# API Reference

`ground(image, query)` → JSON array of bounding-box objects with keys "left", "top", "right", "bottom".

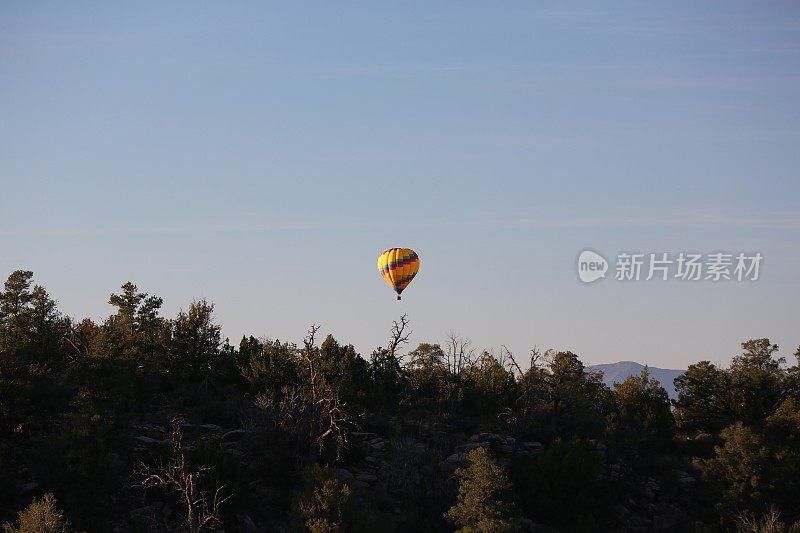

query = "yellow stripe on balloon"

[{"left": 377, "top": 247, "right": 420, "bottom": 299}]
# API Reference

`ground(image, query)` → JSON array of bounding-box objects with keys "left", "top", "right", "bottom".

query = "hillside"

[
  {"left": 588, "top": 361, "right": 684, "bottom": 400},
  {"left": 2, "top": 271, "right": 797, "bottom": 531}
]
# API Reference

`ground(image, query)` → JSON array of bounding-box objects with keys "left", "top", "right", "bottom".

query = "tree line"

[{"left": 1, "top": 270, "right": 799, "bottom": 532}]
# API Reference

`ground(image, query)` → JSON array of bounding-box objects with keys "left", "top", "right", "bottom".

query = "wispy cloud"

[
  {"left": 0, "top": 222, "right": 363, "bottom": 238},
  {"left": 528, "top": 8, "right": 599, "bottom": 23},
  {"left": 307, "top": 62, "right": 484, "bottom": 76},
  {"left": 2, "top": 210, "right": 798, "bottom": 238},
  {"left": 448, "top": 210, "right": 800, "bottom": 231},
  {"left": 624, "top": 73, "right": 800, "bottom": 91}
]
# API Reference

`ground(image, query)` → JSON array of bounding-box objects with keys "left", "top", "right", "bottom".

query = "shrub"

[
  {"left": 293, "top": 465, "right": 351, "bottom": 532},
  {"left": 3, "top": 493, "right": 72, "bottom": 533}
]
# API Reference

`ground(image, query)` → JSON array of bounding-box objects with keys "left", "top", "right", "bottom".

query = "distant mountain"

[{"left": 587, "top": 361, "right": 685, "bottom": 401}]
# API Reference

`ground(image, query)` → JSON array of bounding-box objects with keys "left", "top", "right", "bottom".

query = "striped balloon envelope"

[{"left": 377, "top": 248, "right": 420, "bottom": 300}]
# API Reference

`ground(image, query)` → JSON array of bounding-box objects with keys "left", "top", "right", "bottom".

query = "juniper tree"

[{"left": 446, "top": 447, "right": 517, "bottom": 533}]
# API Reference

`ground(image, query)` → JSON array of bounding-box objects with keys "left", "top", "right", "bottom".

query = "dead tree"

[
  {"left": 388, "top": 314, "right": 411, "bottom": 361},
  {"left": 445, "top": 331, "right": 475, "bottom": 375},
  {"left": 315, "top": 393, "right": 351, "bottom": 455},
  {"left": 500, "top": 345, "right": 524, "bottom": 377},
  {"left": 301, "top": 324, "right": 321, "bottom": 402},
  {"left": 275, "top": 325, "right": 354, "bottom": 458},
  {"left": 529, "top": 346, "right": 543, "bottom": 370},
  {"left": 139, "top": 420, "right": 230, "bottom": 532},
  {"left": 254, "top": 387, "right": 352, "bottom": 461}
]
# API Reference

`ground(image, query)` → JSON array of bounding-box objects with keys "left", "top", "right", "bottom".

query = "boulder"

[
  {"left": 135, "top": 435, "right": 171, "bottom": 446},
  {"left": 350, "top": 431, "right": 378, "bottom": 439},
  {"left": 220, "top": 429, "right": 254, "bottom": 442},
  {"left": 522, "top": 441, "right": 543, "bottom": 451},
  {"left": 18, "top": 482, "right": 38, "bottom": 495},
  {"left": 455, "top": 441, "right": 489, "bottom": 453},
  {"left": 677, "top": 471, "right": 696, "bottom": 488},
  {"left": 438, "top": 460, "right": 459, "bottom": 474},
  {"left": 497, "top": 444, "right": 514, "bottom": 454},
  {"left": 446, "top": 452, "right": 468, "bottom": 464}
]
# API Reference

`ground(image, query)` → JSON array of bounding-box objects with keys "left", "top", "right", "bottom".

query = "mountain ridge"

[{"left": 588, "top": 361, "right": 684, "bottom": 400}]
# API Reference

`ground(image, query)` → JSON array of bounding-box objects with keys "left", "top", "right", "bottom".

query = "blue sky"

[{"left": 1, "top": 2, "right": 799, "bottom": 368}]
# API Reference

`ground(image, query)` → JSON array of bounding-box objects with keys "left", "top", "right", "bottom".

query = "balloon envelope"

[{"left": 377, "top": 248, "right": 420, "bottom": 300}]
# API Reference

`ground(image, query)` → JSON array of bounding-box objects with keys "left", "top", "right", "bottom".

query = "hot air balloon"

[{"left": 377, "top": 248, "right": 420, "bottom": 300}]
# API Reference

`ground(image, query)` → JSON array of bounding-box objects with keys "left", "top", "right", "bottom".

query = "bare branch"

[
  {"left": 302, "top": 324, "right": 321, "bottom": 402},
  {"left": 315, "top": 392, "right": 351, "bottom": 457},
  {"left": 445, "top": 331, "right": 475, "bottom": 374},
  {"left": 529, "top": 346, "right": 542, "bottom": 370},
  {"left": 501, "top": 345, "right": 523, "bottom": 377},
  {"left": 388, "top": 314, "right": 411, "bottom": 361},
  {"left": 303, "top": 324, "right": 320, "bottom": 354},
  {"left": 138, "top": 418, "right": 230, "bottom": 532}
]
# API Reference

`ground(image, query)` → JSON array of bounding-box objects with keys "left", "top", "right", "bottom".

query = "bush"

[
  {"left": 292, "top": 465, "right": 351, "bottom": 532},
  {"left": 3, "top": 493, "right": 72, "bottom": 533}
]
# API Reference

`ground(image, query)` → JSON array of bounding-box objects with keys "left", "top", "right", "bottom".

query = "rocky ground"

[{"left": 49, "top": 414, "right": 701, "bottom": 532}]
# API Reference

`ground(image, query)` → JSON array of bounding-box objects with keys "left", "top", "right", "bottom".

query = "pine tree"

[
  {"left": 171, "top": 299, "right": 222, "bottom": 379},
  {"left": 730, "top": 339, "right": 786, "bottom": 427},
  {"left": 100, "top": 282, "right": 168, "bottom": 359},
  {"left": 674, "top": 360, "right": 731, "bottom": 434},
  {"left": 446, "top": 447, "right": 517, "bottom": 533},
  {"left": 607, "top": 368, "right": 674, "bottom": 467}
]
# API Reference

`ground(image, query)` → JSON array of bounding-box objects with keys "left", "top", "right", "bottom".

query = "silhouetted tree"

[
  {"left": 238, "top": 336, "right": 301, "bottom": 393},
  {"left": 463, "top": 351, "right": 517, "bottom": 422},
  {"left": 0, "top": 270, "right": 36, "bottom": 356},
  {"left": 97, "top": 282, "right": 169, "bottom": 360},
  {"left": 730, "top": 339, "right": 785, "bottom": 428},
  {"left": 318, "top": 335, "right": 369, "bottom": 409},
  {"left": 607, "top": 368, "right": 674, "bottom": 470},
  {"left": 0, "top": 271, "right": 67, "bottom": 363},
  {"left": 674, "top": 360, "right": 732, "bottom": 434},
  {"left": 171, "top": 299, "right": 221, "bottom": 380}
]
